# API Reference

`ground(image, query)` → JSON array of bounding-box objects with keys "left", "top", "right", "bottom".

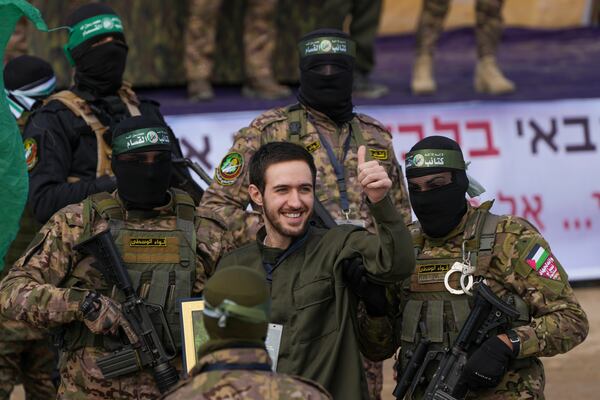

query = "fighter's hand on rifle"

[
  {"left": 357, "top": 145, "right": 392, "bottom": 204},
  {"left": 79, "top": 292, "right": 139, "bottom": 344},
  {"left": 460, "top": 335, "right": 515, "bottom": 389}
]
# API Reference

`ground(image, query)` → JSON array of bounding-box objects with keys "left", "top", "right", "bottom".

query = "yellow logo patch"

[
  {"left": 306, "top": 141, "right": 321, "bottom": 153},
  {"left": 129, "top": 238, "right": 167, "bottom": 247},
  {"left": 417, "top": 263, "right": 450, "bottom": 284},
  {"left": 369, "top": 148, "right": 388, "bottom": 160},
  {"left": 24, "top": 138, "right": 38, "bottom": 171}
]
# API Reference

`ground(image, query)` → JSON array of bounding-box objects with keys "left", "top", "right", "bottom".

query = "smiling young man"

[{"left": 216, "top": 141, "right": 415, "bottom": 400}]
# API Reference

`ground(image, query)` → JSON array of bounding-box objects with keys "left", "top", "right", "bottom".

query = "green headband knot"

[
  {"left": 298, "top": 36, "right": 356, "bottom": 58},
  {"left": 112, "top": 127, "right": 170, "bottom": 155},
  {"left": 63, "top": 14, "right": 124, "bottom": 65},
  {"left": 203, "top": 299, "right": 269, "bottom": 328},
  {"left": 405, "top": 149, "right": 465, "bottom": 171}
]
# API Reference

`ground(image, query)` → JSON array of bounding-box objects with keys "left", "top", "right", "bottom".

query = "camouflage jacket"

[
  {"left": 0, "top": 190, "right": 227, "bottom": 397},
  {"left": 360, "top": 202, "right": 589, "bottom": 399},
  {"left": 198, "top": 103, "right": 412, "bottom": 246},
  {"left": 163, "top": 345, "right": 332, "bottom": 399}
]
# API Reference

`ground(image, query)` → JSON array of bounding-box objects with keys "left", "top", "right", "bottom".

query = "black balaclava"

[
  {"left": 65, "top": 4, "right": 128, "bottom": 97},
  {"left": 405, "top": 136, "right": 469, "bottom": 238},
  {"left": 111, "top": 116, "right": 172, "bottom": 210},
  {"left": 297, "top": 29, "right": 355, "bottom": 124}
]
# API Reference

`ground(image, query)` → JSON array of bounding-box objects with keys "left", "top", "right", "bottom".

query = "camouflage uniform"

[
  {"left": 0, "top": 190, "right": 228, "bottom": 399},
  {"left": 0, "top": 114, "right": 55, "bottom": 400},
  {"left": 416, "top": 0, "right": 504, "bottom": 57},
  {"left": 185, "top": 0, "right": 279, "bottom": 84},
  {"left": 163, "top": 347, "right": 332, "bottom": 400},
  {"left": 361, "top": 201, "right": 589, "bottom": 399},
  {"left": 199, "top": 103, "right": 412, "bottom": 246}
]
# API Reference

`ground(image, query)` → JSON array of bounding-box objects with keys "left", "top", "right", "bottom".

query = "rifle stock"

[
  {"left": 74, "top": 229, "right": 180, "bottom": 393},
  {"left": 171, "top": 157, "right": 209, "bottom": 205}
]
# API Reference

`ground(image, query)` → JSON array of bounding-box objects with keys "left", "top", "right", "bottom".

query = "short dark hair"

[{"left": 249, "top": 142, "right": 317, "bottom": 193}]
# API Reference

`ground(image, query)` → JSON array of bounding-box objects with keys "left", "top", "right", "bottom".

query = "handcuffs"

[{"left": 443, "top": 240, "right": 483, "bottom": 296}]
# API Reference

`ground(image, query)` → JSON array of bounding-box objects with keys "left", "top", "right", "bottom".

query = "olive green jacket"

[{"left": 217, "top": 196, "right": 415, "bottom": 400}]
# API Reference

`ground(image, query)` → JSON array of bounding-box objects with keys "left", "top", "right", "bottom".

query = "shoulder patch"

[
  {"left": 23, "top": 137, "right": 38, "bottom": 171},
  {"left": 215, "top": 152, "right": 244, "bottom": 186},
  {"left": 526, "top": 244, "right": 561, "bottom": 280}
]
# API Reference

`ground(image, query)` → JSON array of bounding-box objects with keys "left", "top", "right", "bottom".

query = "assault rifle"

[
  {"left": 393, "top": 281, "right": 519, "bottom": 400},
  {"left": 172, "top": 157, "right": 213, "bottom": 205},
  {"left": 74, "top": 230, "right": 179, "bottom": 394}
]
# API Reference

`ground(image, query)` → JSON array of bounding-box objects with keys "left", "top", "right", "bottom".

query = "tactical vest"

[
  {"left": 45, "top": 83, "right": 141, "bottom": 179},
  {"left": 61, "top": 189, "right": 196, "bottom": 352},
  {"left": 285, "top": 103, "right": 370, "bottom": 158},
  {"left": 398, "top": 204, "right": 530, "bottom": 373}
]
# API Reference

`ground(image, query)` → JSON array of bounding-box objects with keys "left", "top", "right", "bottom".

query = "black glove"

[
  {"left": 341, "top": 257, "right": 387, "bottom": 316},
  {"left": 92, "top": 175, "right": 117, "bottom": 193},
  {"left": 460, "top": 336, "right": 514, "bottom": 390}
]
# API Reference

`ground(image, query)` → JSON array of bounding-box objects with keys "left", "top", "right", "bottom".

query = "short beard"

[{"left": 262, "top": 197, "right": 309, "bottom": 241}]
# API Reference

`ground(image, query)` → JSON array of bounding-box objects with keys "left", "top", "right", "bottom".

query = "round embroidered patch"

[
  {"left": 24, "top": 138, "right": 38, "bottom": 171},
  {"left": 216, "top": 152, "right": 244, "bottom": 185}
]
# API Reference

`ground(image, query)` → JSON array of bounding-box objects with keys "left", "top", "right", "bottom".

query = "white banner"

[{"left": 166, "top": 98, "right": 600, "bottom": 280}]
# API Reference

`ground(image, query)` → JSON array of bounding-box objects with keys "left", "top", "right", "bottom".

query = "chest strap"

[
  {"left": 45, "top": 84, "right": 141, "bottom": 178},
  {"left": 287, "top": 103, "right": 306, "bottom": 144}
]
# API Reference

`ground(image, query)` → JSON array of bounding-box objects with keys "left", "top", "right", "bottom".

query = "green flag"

[{"left": 0, "top": 0, "right": 48, "bottom": 269}]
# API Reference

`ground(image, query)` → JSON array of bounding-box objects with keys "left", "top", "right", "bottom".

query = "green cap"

[
  {"left": 405, "top": 149, "right": 466, "bottom": 171},
  {"left": 63, "top": 14, "right": 124, "bottom": 65},
  {"left": 298, "top": 36, "right": 356, "bottom": 58},
  {"left": 111, "top": 127, "right": 170, "bottom": 155},
  {"left": 203, "top": 267, "right": 270, "bottom": 341}
]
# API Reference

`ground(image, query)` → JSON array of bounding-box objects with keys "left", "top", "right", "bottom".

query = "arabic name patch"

[
  {"left": 369, "top": 148, "right": 388, "bottom": 160},
  {"left": 24, "top": 138, "right": 38, "bottom": 171},
  {"left": 526, "top": 244, "right": 560, "bottom": 280},
  {"left": 417, "top": 263, "right": 450, "bottom": 284},
  {"left": 216, "top": 152, "right": 244, "bottom": 186},
  {"left": 129, "top": 238, "right": 167, "bottom": 247},
  {"left": 306, "top": 141, "right": 321, "bottom": 153}
]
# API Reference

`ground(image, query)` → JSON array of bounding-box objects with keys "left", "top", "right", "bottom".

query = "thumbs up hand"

[{"left": 357, "top": 145, "right": 392, "bottom": 204}]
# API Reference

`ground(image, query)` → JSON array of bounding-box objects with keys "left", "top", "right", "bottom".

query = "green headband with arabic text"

[
  {"left": 63, "top": 14, "right": 124, "bottom": 65},
  {"left": 112, "top": 127, "right": 170, "bottom": 155},
  {"left": 405, "top": 149, "right": 466, "bottom": 171},
  {"left": 298, "top": 36, "right": 356, "bottom": 58}
]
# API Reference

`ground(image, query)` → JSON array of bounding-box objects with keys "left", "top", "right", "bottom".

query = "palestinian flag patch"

[
  {"left": 24, "top": 138, "right": 38, "bottom": 171},
  {"left": 526, "top": 244, "right": 560, "bottom": 280}
]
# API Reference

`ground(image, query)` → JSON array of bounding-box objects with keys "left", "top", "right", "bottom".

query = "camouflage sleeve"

[
  {"left": 197, "top": 126, "right": 262, "bottom": 247},
  {"left": 493, "top": 217, "right": 589, "bottom": 358},
  {"left": 193, "top": 211, "right": 236, "bottom": 295},
  {"left": 0, "top": 209, "right": 88, "bottom": 328}
]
